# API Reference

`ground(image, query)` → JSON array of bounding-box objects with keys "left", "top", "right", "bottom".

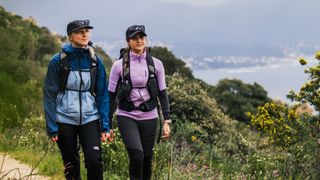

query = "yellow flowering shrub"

[
  {"left": 288, "top": 52, "right": 320, "bottom": 111},
  {"left": 247, "top": 51, "right": 320, "bottom": 178},
  {"left": 247, "top": 102, "right": 300, "bottom": 147}
]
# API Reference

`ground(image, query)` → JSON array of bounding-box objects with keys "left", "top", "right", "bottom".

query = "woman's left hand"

[
  {"left": 162, "top": 121, "right": 171, "bottom": 140},
  {"left": 101, "top": 132, "right": 109, "bottom": 142}
]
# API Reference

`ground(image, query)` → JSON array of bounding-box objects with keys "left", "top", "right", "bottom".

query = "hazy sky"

[
  {"left": 1, "top": 0, "right": 319, "bottom": 47},
  {"left": 1, "top": 0, "right": 319, "bottom": 101}
]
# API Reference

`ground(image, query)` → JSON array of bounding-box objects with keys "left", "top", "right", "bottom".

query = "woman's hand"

[
  {"left": 101, "top": 129, "right": 115, "bottom": 143},
  {"left": 51, "top": 136, "right": 58, "bottom": 142},
  {"left": 101, "top": 132, "right": 108, "bottom": 142},
  {"left": 108, "top": 129, "right": 115, "bottom": 143},
  {"left": 162, "top": 120, "right": 171, "bottom": 140}
]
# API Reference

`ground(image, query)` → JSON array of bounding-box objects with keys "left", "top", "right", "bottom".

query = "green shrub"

[
  {"left": 247, "top": 51, "right": 320, "bottom": 178},
  {"left": 167, "top": 74, "right": 231, "bottom": 141}
]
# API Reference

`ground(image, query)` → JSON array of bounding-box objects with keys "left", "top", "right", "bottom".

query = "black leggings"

[
  {"left": 57, "top": 120, "right": 103, "bottom": 180},
  {"left": 117, "top": 116, "right": 158, "bottom": 180}
]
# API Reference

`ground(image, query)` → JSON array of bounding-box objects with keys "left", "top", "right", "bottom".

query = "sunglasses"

[
  {"left": 128, "top": 25, "right": 145, "bottom": 32},
  {"left": 74, "top": 19, "right": 90, "bottom": 26}
]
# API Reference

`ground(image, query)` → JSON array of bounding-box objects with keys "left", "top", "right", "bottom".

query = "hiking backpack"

[
  {"left": 116, "top": 47, "right": 159, "bottom": 112},
  {"left": 58, "top": 45, "right": 98, "bottom": 96}
]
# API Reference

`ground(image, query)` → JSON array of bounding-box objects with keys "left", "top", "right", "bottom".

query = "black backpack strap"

[
  {"left": 115, "top": 48, "right": 132, "bottom": 101},
  {"left": 59, "top": 46, "right": 98, "bottom": 95},
  {"left": 122, "top": 48, "right": 131, "bottom": 85},
  {"left": 87, "top": 46, "right": 98, "bottom": 96},
  {"left": 146, "top": 48, "right": 159, "bottom": 99},
  {"left": 147, "top": 54, "right": 155, "bottom": 77},
  {"left": 59, "top": 52, "right": 70, "bottom": 92},
  {"left": 119, "top": 48, "right": 126, "bottom": 59},
  {"left": 117, "top": 47, "right": 159, "bottom": 112}
]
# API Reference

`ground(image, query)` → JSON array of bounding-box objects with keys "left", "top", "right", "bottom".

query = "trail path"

[{"left": 0, "top": 153, "right": 51, "bottom": 180}]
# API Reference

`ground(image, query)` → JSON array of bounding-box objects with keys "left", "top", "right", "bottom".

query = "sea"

[{"left": 193, "top": 60, "right": 314, "bottom": 103}]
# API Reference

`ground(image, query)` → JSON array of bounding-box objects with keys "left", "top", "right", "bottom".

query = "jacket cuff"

[
  {"left": 163, "top": 112, "right": 170, "bottom": 121},
  {"left": 101, "top": 126, "right": 110, "bottom": 133},
  {"left": 49, "top": 132, "right": 58, "bottom": 138}
]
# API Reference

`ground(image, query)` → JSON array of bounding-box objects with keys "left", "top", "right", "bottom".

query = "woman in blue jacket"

[{"left": 43, "top": 19, "right": 112, "bottom": 180}]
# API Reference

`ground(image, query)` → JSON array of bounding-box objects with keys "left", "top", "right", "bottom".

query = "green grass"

[
  {"left": 0, "top": 135, "right": 88, "bottom": 179},
  {"left": 1, "top": 115, "right": 318, "bottom": 179}
]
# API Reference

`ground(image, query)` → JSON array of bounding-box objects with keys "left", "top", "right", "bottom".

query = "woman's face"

[
  {"left": 69, "top": 28, "right": 90, "bottom": 48},
  {"left": 128, "top": 33, "right": 146, "bottom": 54}
]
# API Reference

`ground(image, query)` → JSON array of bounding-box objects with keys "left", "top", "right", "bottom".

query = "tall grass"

[{"left": 1, "top": 115, "right": 318, "bottom": 179}]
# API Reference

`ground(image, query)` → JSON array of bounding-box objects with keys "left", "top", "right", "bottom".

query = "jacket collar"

[
  {"left": 130, "top": 50, "right": 146, "bottom": 61},
  {"left": 62, "top": 43, "right": 88, "bottom": 54}
]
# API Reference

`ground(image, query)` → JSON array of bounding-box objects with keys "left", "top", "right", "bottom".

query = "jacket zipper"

[{"left": 77, "top": 54, "right": 83, "bottom": 125}]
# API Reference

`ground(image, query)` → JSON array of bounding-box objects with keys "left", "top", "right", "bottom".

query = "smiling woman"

[
  {"left": 108, "top": 25, "right": 172, "bottom": 180},
  {"left": 43, "top": 19, "right": 112, "bottom": 180}
]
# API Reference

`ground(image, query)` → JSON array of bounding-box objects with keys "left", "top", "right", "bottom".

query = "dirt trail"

[{"left": 0, "top": 153, "right": 51, "bottom": 180}]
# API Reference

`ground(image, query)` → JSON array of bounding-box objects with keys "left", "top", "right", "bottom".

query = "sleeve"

[
  {"left": 158, "top": 89, "right": 170, "bottom": 120},
  {"left": 155, "top": 59, "right": 171, "bottom": 120},
  {"left": 108, "top": 60, "right": 122, "bottom": 126},
  {"left": 43, "top": 56, "right": 60, "bottom": 137},
  {"left": 108, "top": 91, "right": 116, "bottom": 129},
  {"left": 95, "top": 57, "right": 110, "bottom": 132},
  {"left": 108, "top": 60, "right": 122, "bottom": 93}
]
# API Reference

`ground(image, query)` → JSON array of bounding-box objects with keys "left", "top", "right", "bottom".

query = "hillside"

[
  {"left": 1, "top": 5, "right": 319, "bottom": 179},
  {"left": 0, "top": 5, "right": 113, "bottom": 131}
]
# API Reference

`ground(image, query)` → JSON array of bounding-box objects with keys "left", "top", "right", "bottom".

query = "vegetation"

[
  {"left": 248, "top": 53, "right": 320, "bottom": 179},
  {"left": 1, "top": 5, "right": 319, "bottom": 180},
  {"left": 210, "top": 79, "right": 271, "bottom": 123}
]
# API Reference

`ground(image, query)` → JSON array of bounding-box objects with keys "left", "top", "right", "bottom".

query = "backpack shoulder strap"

[
  {"left": 146, "top": 52, "right": 155, "bottom": 77},
  {"left": 122, "top": 47, "right": 131, "bottom": 86},
  {"left": 59, "top": 51, "right": 70, "bottom": 92},
  {"left": 59, "top": 47, "right": 98, "bottom": 95},
  {"left": 87, "top": 46, "right": 98, "bottom": 96},
  {"left": 146, "top": 47, "right": 159, "bottom": 99},
  {"left": 88, "top": 46, "right": 97, "bottom": 61}
]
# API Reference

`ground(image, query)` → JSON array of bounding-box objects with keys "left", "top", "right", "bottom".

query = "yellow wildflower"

[
  {"left": 299, "top": 58, "right": 307, "bottom": 65},
  {"left": 191, "top": 136, "right": 197, "bottom": 142},
  {"left": 315, "top": 51, "right": 320, "bottom": 60}
]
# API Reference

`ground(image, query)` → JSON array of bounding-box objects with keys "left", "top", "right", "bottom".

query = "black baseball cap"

[
  {"left": 67, "top": 19, "right": 93, "bottom": 35},
  {"left": 126, "top": 25, "right": 147, "bottom": 39}
]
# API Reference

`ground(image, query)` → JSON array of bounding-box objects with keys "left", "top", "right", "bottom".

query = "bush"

[
  {"left": 247, "top": 51, "right": 320, "bottom": 178},
  {"left": 167, "top": 74, "right": 231, "bottom": 141}
]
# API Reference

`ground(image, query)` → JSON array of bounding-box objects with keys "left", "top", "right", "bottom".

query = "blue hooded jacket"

[{"left": 44, "top": 43, "right": 110, "bottom": 136}]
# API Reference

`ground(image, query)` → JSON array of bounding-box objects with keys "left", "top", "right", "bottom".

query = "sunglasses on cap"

[
  {"left": 126, "top": 25, "right": 147, "bottom": 39},
  {"left": 128, "top": 25, "right": 145, "bottom": 32}
]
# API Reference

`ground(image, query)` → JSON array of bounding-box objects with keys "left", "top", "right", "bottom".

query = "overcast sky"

[
  {"left": 1, "top": 0, "right": 319, "bottom": 101},
  {"left": 1, "top": 0, "right": 319, "bottom": 47}
]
